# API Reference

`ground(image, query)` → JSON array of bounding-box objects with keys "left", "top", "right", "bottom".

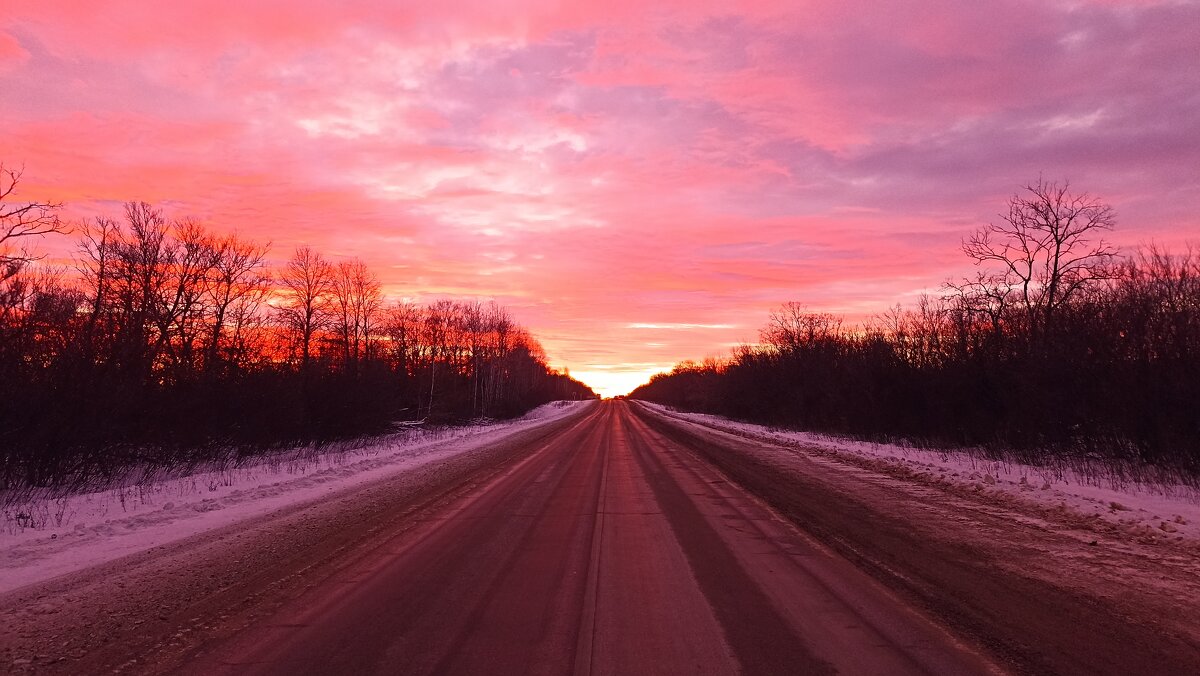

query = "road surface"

[
  {"left": 4, "top": 400, "right": 1198, "bottom": 674},
  {"left": 182, "top": 400, "right": 995, "bottom": 675}
]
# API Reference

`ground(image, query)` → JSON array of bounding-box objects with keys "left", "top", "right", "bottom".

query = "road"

[
  {"left": 4, "top": 400, "right": 1198, "bottom": 674},
  {"left": 178, "top": 400, "right": 996, "bottom": 675}
]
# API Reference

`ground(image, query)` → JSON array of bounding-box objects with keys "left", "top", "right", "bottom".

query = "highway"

[
  {"left": 183, "top": 401, "right": 995, "bottom": 675},
  {"left": 5, "top": 400, "right": 1199, "bottom": 674}
]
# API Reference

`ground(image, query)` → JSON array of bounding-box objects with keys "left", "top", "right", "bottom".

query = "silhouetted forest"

[
  {"left": 633, "top": 180, "right": 1200, "bottom": 475},
  {"left": 0, "top": 167, "right": 594, "bottom": 488}
]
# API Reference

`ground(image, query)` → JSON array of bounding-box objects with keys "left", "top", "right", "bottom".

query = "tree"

[
  {"left": 384, "top": 301, "right": 422, "bottom": 378},
  {"left": 762, "top": 302, "right": 842, "bottom": 353},
  {"left": 331, "top": 259, "right": 382, "bottom": 374},
  {"left": 421, "top": 299, "right": 459, "bottom": 418},
  {"left": 107, "top": 202, "right": 174, "bottom": 381},
  {"left": 278, "top": 246, "right": 334, "bottom": 369},
  {"left": 962, "top": 178, "right": 1116, "bottom": 341},
  {"left": 1, "top": 164, "right": 67, "bottom": 283},
  {"left": 942, "top": 270, "right": 1014, "bottom": 352},
  {"left": 205, "top": 233, "right": 270, "bottom": 375},
  {"left": 152, "top": 218, "right": 220, "bottom": 381},
  {"left": 0, "top": 189, "right": 597, "bottom": 486},
  {"left": 76, "top": 216, "right": 121, "bottom": 361}
]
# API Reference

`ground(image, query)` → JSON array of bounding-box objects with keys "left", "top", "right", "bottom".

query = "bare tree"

[
  {"left": 104, "top": 202, "right": 173, "bottom": 380},
  {"left": 942, "top": 270, "right": 1014, "bottom": 350},
  {"left": 482, "top": 303, "right": 515, "bottom": 415},
  {"left": 963, "top": 178, "right": 1116, "bottom": 340},
  {"left": 76, "top": 217, "right": 121, "bottom": 358},
  {"left": 762, "top": 302, "right": 842, "bottom": 352},
  {"left": 0, "top": 265, "right": 81, "bottom": 375},
  {"left": 154, "top": 219, "right": 220, "bottom": 381},
  {"left": 384, "top": 301, "right": 423, "bottom": 378},
  {"left": 421, "top": 300, "right": 456, "bottom": 418},
  {"left": 1, "top": 165, "right": 67, "bottom": 283},
  {"left": 205, "top": 233, "right": 270, "bottom": 374},
  {"left": 463, "top": 301, "right": 485, "bottom": 415},
  {"left": 277, "top": 246, "right": 334, "bottom": 368},
  {"left": 331, "top": 259, "right": 382, "bottom": 373}
]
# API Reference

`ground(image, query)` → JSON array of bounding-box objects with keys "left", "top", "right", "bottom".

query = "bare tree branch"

[
  {"left": 959, "top": 177, "right": 1116, "bottom": 340},
  {"left": 0, "top": 164, "right": 68, "bottom": 282}
]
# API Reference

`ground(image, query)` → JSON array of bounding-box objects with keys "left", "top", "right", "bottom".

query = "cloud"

[
  {"left": 627, "top": 323, "right": 737, "bottom": 330},
  {"left": 0, "top": 31, "right": 30, "bottom": 72},
  {"left": 3, "top": 0, "right": 1198, "bottom": 394}
]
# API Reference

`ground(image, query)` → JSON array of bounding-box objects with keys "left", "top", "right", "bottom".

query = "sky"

[{"left": 3, "top": 1, "right": 1199, "bottom": 396}]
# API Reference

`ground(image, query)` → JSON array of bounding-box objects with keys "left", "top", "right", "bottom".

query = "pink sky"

[{"left": 3, "top": 1, "right": 1199, "bottom": 395}]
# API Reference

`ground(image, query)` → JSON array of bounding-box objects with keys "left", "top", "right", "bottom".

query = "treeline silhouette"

[
  {"left": 1, "top": 172, "right": 593, "bottom": 488},
  {"left": 633, "top": 180, "right": 1200, "bottom": 476}
]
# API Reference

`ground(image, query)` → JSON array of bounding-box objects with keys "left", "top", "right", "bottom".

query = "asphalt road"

[
  {"left": 181, "top": 400, "right": 998, "bottom": 675},
  {"left": 7, "top": 399, "right": 1197, "bottom": 674}
]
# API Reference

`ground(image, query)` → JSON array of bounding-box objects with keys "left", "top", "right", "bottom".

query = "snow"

[
  {"left": 0, "top": 400, "right": 592, "bottom": 594},
  {"left": 639, "top": 402, "right": 1200, "bottom": 544}
]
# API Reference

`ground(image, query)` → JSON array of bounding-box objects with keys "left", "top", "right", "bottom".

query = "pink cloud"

[
  {"left": 0, "top": 31, "right": 30, "bottom": 72},
  {"left": 3, "top": 0, "right": 1198, "bottom": 396}
]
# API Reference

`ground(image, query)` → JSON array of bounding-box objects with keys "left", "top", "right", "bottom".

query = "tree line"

[
  {"left": 0, "top": 166, "right": 594, "bottom": 488},
  {"left": 632, "top": 179, "right": 1200, "bottom": 475}
]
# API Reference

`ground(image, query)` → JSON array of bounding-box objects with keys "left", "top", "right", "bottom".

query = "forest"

[
  {"left": 632, "top": 179, "right": 1200, "bottom": 476},
  {"left": 0, "top": 166, "right": 594, "bottom": 489}
]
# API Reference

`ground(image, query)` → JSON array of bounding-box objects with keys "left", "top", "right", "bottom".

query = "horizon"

[{"left": 4, "top": 1, "right": 1199, "bottom": 397}]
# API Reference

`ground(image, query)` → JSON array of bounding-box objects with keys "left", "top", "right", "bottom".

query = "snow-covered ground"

[
  {"left": 0, "top": 400, "right": 592, "bottom": 594},
  {"left": 640, "top": 402, "right": 1200, "bottom": 545}
]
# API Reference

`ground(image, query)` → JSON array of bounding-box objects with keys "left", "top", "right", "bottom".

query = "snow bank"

[
  {"left": 640, "top": 402, "right": 1200, "bottom": 544},
  {"left": 0, "top": 400, "right": 592, "bottom": 594}
]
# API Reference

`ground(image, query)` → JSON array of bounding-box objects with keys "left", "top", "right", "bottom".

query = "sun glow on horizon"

[{"left": 566, "top": 368, "right": 666, "bottom": 399}]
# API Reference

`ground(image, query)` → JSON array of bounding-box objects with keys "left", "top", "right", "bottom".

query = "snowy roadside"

[
  {"left": 638, "top": 402, "right": 1200, "bottom": 546},
  {"left": 0, "top": 400, "right": 593, "bottom": 594}
]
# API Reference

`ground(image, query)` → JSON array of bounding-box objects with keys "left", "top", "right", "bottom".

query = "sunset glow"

[{"left": 4, "top": 1, "right": 1198, "bottom": 396}]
